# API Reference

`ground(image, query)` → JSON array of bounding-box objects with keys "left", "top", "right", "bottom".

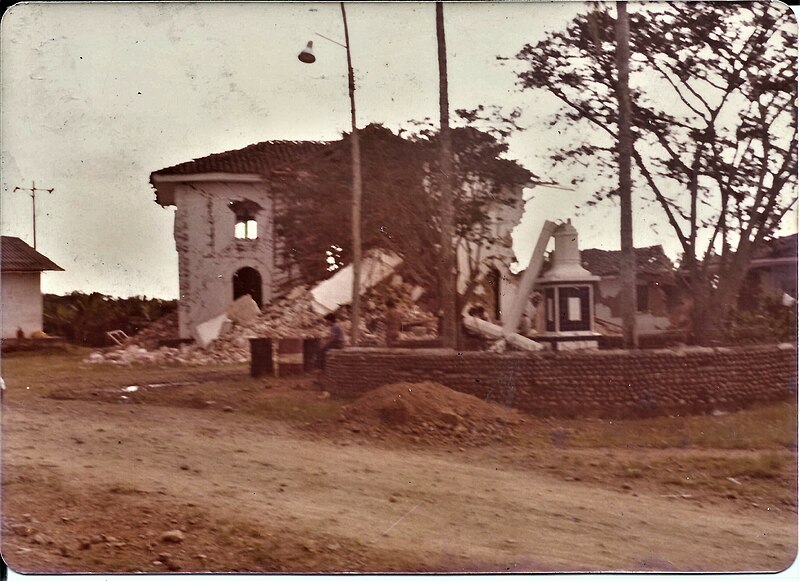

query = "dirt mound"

[{"left": 343, "top": 382, "right": 527, "bottom": 446}]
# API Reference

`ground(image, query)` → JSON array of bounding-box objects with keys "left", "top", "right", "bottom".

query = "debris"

[
  {"left": 193, "top": 313, "right": 233, "bottom": 350},
  {"left": 11, "top": 524, "right": 32, "bottom": 537},
  {"left": 160, "top": 530, "right": 185, "bottom": 543},
  {"left": 88, "top": 264, "right": 437, "bottom": 365},
  {"left": 225, "top": 294, "right": 261, "bottom": 325},
  {"left": 106, "top": 329, "right": 129, "bottom": 346},
  {"left": 463, "top": 315, "right": 544, "bottom": 352},
  {"left": 310, "top": 250, "right": 402, "bottom": 315},
  {"left": 31, "top": 533, "right": 49, "bottom": 545}
]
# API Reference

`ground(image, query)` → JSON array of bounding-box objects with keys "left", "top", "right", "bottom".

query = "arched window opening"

[
  {"left": 234, "top": 220, "right": 258, "bottom": 240},
  {"left": 233, "top": 266, "right": 263, "bottom": 308},
  {"left": 229, "top": 199, "right": 262, "bottom": 240}
]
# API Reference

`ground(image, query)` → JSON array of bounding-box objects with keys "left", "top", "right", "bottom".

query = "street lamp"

[{"left": 298, "top": 2, "right": 363, "bottom": 346}]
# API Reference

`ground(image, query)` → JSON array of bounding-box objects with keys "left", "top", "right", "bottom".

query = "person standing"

[
  {"left": 384, "top": 299, "right": 402, "bottom": 347},
  {"left": 318, "top": 313, "right": 344, "bottom": 370}
]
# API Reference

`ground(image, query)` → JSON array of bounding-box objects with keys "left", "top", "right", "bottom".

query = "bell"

[{"left": 298, "top": 41, "right": 316, "bottom": 64}]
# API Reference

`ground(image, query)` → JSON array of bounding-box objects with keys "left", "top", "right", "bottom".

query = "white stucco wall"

[
  {"left": 456, "top": 185, "right": 525, "bottom": 323},
  {"left": 594, "top": 278, "right": 672, "bottom": 334},
  {"left": 173, "top": 181, "right": 275, "bottom": 338},
  {"left": 1, "top": 272, "right": 43, "bottom": 338}
]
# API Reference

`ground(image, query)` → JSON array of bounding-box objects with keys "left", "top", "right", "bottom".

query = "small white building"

[{"left": 1, "top": 236, "right": 63, "bottom": 338}]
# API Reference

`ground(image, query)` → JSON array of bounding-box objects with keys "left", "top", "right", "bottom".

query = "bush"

[{"left": 725, "top": 295, "right": 797, "bottom": 345}]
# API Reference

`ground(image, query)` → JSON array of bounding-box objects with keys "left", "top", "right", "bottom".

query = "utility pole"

[
  {"left": 298, "top": 3, "right": 363, "bottom": 345},
  {"left": 436, "top": 2, "right": 458, "bottom": 349},
  {"left": 13, "top": 181, "right": 54, "bottom": 249},
  {"left": 614, "top": 2, "right": 638, "bottom": 349},
  {"left": 340, "top": 2, "right": 363, "bottom": 346}
]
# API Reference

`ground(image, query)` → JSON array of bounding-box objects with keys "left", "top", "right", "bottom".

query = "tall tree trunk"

[
  {"left": 691, "top": 240, "right": 757, "bottom": 344},
  {"left": 614, "top": 2, "right": 638, "bottom": 348},
  {"left": 436, "top": 2, "right": 458, "bottom": 349}
]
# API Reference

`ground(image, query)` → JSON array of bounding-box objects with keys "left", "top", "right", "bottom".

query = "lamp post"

[{"left": 298, "top": 2, "right": 363, "bottom": 346}]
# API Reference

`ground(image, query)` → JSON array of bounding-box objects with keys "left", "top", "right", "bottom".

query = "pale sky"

[{"left": 1, "top": 1, "right": 797, "bottom": 299}]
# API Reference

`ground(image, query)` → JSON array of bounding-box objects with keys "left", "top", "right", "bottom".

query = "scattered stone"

[
  {"left": 59, "top": 546, "right": 71, "bottom": 557},
  {"left": 223, "top": 406, "right": 235, "bottom": 413},
  {"left": 31, "top": 533, "right": 49, "bottom": 545},
  {"left": 160, "top": 530, "right": 185, "bottom": 543},
  {"left": 622, "top": 483, "right": 633, "bottom": 490},
  {"left": 167, "top": 561, "right": 183, "bottom": 572},
  {"left": 11, "top": 524, "right": 32, "bottom": 537},
  {"left": 180, "top": 464, "right": 191, "bottom": 471}
]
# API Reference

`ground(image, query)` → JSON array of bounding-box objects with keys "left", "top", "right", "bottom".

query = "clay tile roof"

[
  {"left": 1, "top": 236, "right": 63, "bottom": 272},
  {"left": 760, "top": 233, "right": 797, "bottom": 259},
  {"left": 580, "top": 245, "right": 674, "bottom": 277},
  {"left": 150, "top": 140, "right": 330, "bottom": 179}
]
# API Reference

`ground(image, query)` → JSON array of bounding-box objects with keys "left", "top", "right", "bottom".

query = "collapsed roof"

[
  {"left": 149, "top": 125, "right": 536, "bottom": 207},
  {"left": 579, "top": 245, "right": 675, "bottom": 278}
]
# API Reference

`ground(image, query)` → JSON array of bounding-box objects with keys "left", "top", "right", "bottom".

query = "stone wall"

[{"left": 323, "top": 345, "right": 797, "bottom": 418}]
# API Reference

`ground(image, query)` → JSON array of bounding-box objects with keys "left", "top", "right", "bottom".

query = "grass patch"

[
  {"left": 728, "top": 452, "right": 786, "bottom": 479},
  {"left": 563, "top": 402, "right": 797, "bottom": 450},
  {"left": 242, "top": 395, "right": 342, "bottom": 423}
]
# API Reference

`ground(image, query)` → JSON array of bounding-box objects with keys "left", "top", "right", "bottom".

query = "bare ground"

[{"left": 1, "top": 352, "right": 797, "bottom": 573}]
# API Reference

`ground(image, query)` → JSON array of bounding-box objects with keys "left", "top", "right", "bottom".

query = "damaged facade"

[
  {"left": 150, "top": 141, "right": 325, "bottom": 339},
  {"left": 580, "top": 245, "right": 679, "bottom": 334},
  {"left": 150, "top": 132, "right": 531, "bottom": 340}
]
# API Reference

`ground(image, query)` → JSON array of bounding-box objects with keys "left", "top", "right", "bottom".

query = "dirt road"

[{"left": 3, "top": 389, "right": 796, "bottom": 573}]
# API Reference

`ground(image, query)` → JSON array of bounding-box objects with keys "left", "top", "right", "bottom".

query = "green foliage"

[
  {"left": 43, "top": 292, "right": 177, "bottom": 346},
  {"left": 725, "top": 295, "right": 797, "bottom": 345},
  {"left": 273, "top": 123, "right": 532, "bottom": 311},
  {"left": 511, "top": 2, "right": 797, "bottom": 342}
]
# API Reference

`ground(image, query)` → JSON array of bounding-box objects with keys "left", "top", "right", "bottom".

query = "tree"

[
  {"left": 512, "top": 1, "right": 797, "bottom": 343},
  {"left": 273, "top": 124, "right": 533, "bottom": 317}
]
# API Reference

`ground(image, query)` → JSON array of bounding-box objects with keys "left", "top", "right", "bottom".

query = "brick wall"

[{"left": 323, "top": 345, "right": 798, "bottom": 418}]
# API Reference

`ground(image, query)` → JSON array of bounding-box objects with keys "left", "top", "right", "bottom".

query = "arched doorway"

[{"left": 233, "top": 267, "right": 262, "bottom": 308}]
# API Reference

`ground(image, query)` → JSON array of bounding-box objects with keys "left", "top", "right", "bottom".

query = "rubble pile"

[
  {"left": 124, "top": 312, "right": 179, "bottom": 349},
  {"left": 87, "top": 280, "right": 438, "bottom": 366},
  {"left": 342, "top": 381, "right": 527, "bottom": 447}
]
